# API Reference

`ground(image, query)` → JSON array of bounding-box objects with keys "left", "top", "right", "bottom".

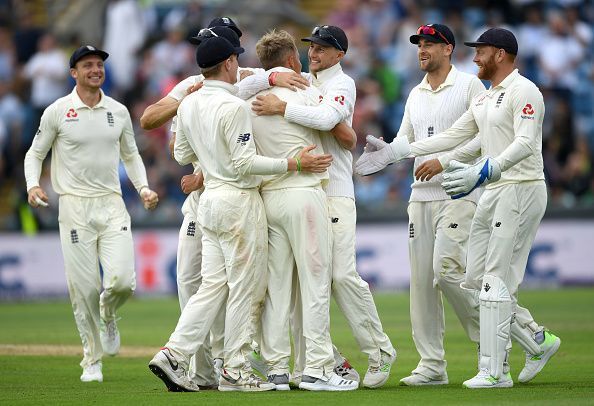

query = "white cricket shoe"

[
  {"left": 518, "top": 331, "right": 561, "bottom": 383},
  {"left": 80, "top": 361, "right": 103, "bottom": 382},
  {"left": 100, "top": 319, "right": 120, "bottom": 356},
  {"left": 334, "top": 357, "right": 360, "bottom": 382},
  {"left": 299, "top": 372, "right": 358, "bottom": 391},
  {"left": 218, "top": 371, "right": 276, "bottom": 392},
  {"left": 148, "top": 348, "right": 199, "bottom": 392},
  {"left": 363, "top": 349, "right": 397, "bottom": 388},
  {"left": 400, "top": 373, "right": 449, "bottom": 386},
  {"left": 267, "top": 373, "right": 290, "bottom": 391},
  {"left": 247, "top": 350, "right": 268, "bottom": 377},
  {"left": 463, "top": 369, "right": 513, "bottom": 388}
]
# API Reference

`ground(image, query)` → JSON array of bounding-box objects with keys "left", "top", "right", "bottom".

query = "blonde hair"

[{"left": 256, "top": 29, "right": 298, "bottom": 70}]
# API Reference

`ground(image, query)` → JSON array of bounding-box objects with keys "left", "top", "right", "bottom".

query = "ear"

[{"left": 70, "top": 68, "right": 77, "bottom": 80}]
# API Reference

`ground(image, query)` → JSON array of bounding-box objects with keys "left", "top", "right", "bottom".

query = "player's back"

[{"left": 248, "top": 74, "right": 328, "bottom": 191}]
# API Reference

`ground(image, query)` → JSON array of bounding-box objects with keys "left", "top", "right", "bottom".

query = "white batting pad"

[{"left": 478, "top": 275, "right": 513, "bottom": 379}]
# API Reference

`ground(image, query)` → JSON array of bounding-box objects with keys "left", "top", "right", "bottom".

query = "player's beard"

[
  {"left": 419, "top": 57, "right": 441, "bottom": 73},
  {"left": 477, "top": 54, "right": 497, "bottom": 80}
]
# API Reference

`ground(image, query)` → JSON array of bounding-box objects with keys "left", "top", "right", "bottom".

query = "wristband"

[
  {"left": 295, "top": 157, "right": 301, "bottom": 172},
  {"left": 268, "top": 72, "right": 277, "bottom": 86}
]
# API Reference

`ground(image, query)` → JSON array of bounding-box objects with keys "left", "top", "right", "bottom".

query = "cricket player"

[
  {"left": 248, "top": 29, "right": 358, "bottom": 391},
  {"left": 251, "top": 25, "right": 396, "bottom": 389},
  {"left": 148, "top": 27, "right": 333, "bottom": 392},
  {"left": 140, "top": 17, "right": 311, "bottom": 386},
  {"left": 355, "top": 28, "right": 561, "bottom": 388},
  {"left": 386, "top": 24, "right": 486, "bottom": 386},
  {"left": 24, "top": 45, "right": 159, "bottom": 383}
]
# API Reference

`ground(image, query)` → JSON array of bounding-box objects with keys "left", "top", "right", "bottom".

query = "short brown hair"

[{"left": 256, "top": 29, "right": 298, "bottom": 70}]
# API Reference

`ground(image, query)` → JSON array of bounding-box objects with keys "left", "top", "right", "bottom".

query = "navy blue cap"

[
  {"left": 302, "top": 25, "right": 348, "bottom": 53},
  {"left": 69, "top": 45, "right": 109, "bottom": 68},
  {"left": 195, "top": 27, "right": 244, "bottom": 68},
  {"left": 410, "top": 24, "right": 455, "bottom": 49},
  {"left": 208, "top": 17, "right": 242, "bottom": 37},
  {"left": 190, "top": 25, "right": 242, "bottom": 47},
  {"left": 464, "top": 28, "right": 518, "bottom": 55}
]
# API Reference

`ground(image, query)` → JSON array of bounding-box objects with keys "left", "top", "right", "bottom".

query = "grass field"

[{"left": 1, "top": 288, "right": 594, "bottom": 405}]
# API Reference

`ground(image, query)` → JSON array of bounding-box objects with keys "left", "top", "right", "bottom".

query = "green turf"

[{"left": 1, "top": 288, "right": 594, "bottom": 405}]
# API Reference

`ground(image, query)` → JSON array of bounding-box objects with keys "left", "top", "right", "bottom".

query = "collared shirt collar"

[
  {"left": 269, "top": 66, "right": 294, "bottom": 74},
  {"left": 203, "top": 79, "right": 239, "bottom": 95},
  {"left": 312, "top": 62, "right": 343, "bottom": 85},
  {"left": 71, "top": 87, "right": 106, "bottom": 109},
  {"left": 491, "top": 68, "right": 519, "bottom": 90},
  {"left": 418, "top": 65, "right": 458, "bottom": 92}
]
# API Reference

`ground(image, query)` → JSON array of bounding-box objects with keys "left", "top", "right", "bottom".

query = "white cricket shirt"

[
  {"left": 410, "top": 69, "right": 545, "bottom": 189},
  {"left": 398, "top": 65, "right": 485, "bottom": 202},
  {"left": 24, "top": 87, "right": 149, "bottom": 196},
  {"left": 174, "top": 80, "right": 289, "bottom": 190},
  {"left": 248, "top": 67, "right": 329, "bottom": 191}
]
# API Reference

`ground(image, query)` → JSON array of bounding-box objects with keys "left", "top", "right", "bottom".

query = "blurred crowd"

[{"left": 0, "top": 0, "right": 592, "bottom": 230}]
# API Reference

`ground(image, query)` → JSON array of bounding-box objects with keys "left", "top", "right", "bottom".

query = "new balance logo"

[
  {"left": 121, "top": 226, "right": 128, "bottom": 231},
  {"left": 428, "top": 126, "right": 434, "bottom": 137},
  {"left": 331, "top": 217, "right": 339, "bottom": 223},
  {"left": 70, "top": 229, "right": 79, "bottom": 244},
  {"left": 409, "top": 223, "right": 414, "bottom": 238},
  {"left": 187, "top": 221, "right": 196, "bottom": 237},
  {"left": 106, "top": 111, "right": 114, "bottom": 127},
  {"left": 495, "top": 222, "right": 502, "bottom": 227},
  {"left": 496, "top": 92, "right": 505, "bottom": 107},
  {"left": 484, "top": 283, "right": 491, "bottom": 292},
  {"left": 448, "top": 223, "right": 458, "bottom": 229},
  {"left": 237, "top": 133, "right": 251, "bottom": 145}
]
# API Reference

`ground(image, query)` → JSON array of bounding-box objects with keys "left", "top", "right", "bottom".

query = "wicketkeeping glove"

[
  {"left": 442, "top": 157, "right": 501, "bottom": 199},
  {"left": 355, "top": 135, "right": 411, "bottom": 176}
]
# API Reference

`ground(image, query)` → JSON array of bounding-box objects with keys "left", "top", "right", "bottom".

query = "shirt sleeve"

[
  {"left": 168, "top": 75, "right": 204, "bottom": 101},
  {"left": 438, "top": 135, "right": 482, "bottom": 168},
  {"left": 225, "top": 102, "right": 288, "bottom": 175},
  {"left": 284, "top": 78, "right": 356, "bottom": 131},
  {"left": 173, "top": 105, "right": 198, "bottom": 166},
  {"left": 119, "top": 110, "right": 149, "bottom": 193},
  {"left": 236, "top": 71, "right": 272, "bottom": 101},
  {"left": 410, "top": 107, "right": 479, "bottom": 156},
  {"left": 24, "top": 105, "right": 58, "bottom": 191},
  {"left": 493, "top": 84, "right": 544, "bottom": 172},
  {"left": 396, "top": 96, "right": 415, "bottom": 143}
]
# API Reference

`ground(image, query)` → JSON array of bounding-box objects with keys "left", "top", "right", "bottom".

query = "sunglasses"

[
  {"left": 312, "top": 25, "right": 344, "bottom": 52},
  {"left": 197, "top": 28, "right": 219, "bottom": 39},
  {"left": 417, "top": 25, "right": 451, "bottom": 45}
]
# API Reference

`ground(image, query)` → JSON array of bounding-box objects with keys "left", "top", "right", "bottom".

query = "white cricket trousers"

[
  {"left": 464, "top": 182, "right": 547, "bottom": 355},
  {"left": 166, "top": 186, "right": 267, "bottom": 379},
  {"left": 58, "top": 194, "right": 135, "bottom": 368},
  {"left": 175, "top": 190, "right": 224, "bottom": 386},
  {"left": 407, "top": 199, "right": 480, "bottom": 378},
  {"left": 293, "top": 196, "right": 395, "bottom": 375},
  {"left": 260, "top": 187, "right": 334, "bottom": 378}
]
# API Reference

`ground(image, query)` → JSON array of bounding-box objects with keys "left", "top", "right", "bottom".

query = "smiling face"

[
  {"left": 307, "top": 42, "right": 343, "bottom": 74},
  {"left": 417, "top": 38, "right": 452, "bottom": 73},
  {"left": 472, "top": 45, "right": 499, "bottom": 80},
  {"left": 70, "top": 55, "right": 105, "bottom": 90}
]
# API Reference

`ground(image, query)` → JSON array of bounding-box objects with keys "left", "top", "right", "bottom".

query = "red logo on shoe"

[
  {"left": 522, "top": 104, "right": 534, "bottom": 115},
  {"left": 66, "top": 108, "right": 78, "bottom": 118},
  {"left": 334, "top": 95, "right": 345, "bottom": 105},
  {"left": 319, "top": 95, "right": 324, "bottom": 103}
]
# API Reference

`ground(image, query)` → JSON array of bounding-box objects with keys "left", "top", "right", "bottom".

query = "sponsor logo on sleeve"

[
  {"left": 334, "top": 95, "right": 345, "bottom": 105},
  {"left": 521, "top": 103, "right": 535, "bottom": 120},
  {"left": 237, "top": 133, "right": 251, "bottom": 145}
]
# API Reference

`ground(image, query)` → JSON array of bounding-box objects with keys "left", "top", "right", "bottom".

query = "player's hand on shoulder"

[
  {"left": 252, "top": 93, "right": 284, "bottom": 116},
  {"left": 27, "top": 186, "right": 49, "bottom": 208},
  {"left": 180, "top": 172, "right": 204, "bottom": 194},
  {"left": 140, "top": 187, "right": 159, "bottom": 210},
  {"left": 297, "top": 144, "right": 333, "bottom": 173},
  {"left": 273, "top": 71, "right": 309, "bottom": 91},
  {"left": 186, "top": 81, "right": 203, "bottom": 96},
  {"left": 415, "top": 159, "right": 443, "bottom": 181}
]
